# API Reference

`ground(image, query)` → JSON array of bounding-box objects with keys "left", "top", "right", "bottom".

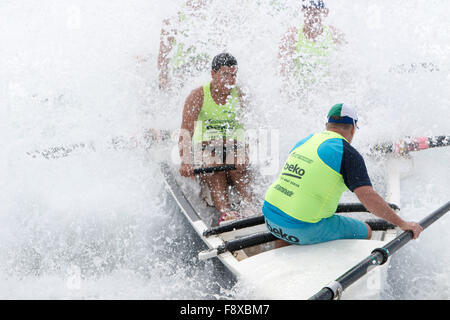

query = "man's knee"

[
  {"left": 365, "top": 223, "right": 372, "bottom": 239},
  {"left": 274, "top": 239, "right": 291, "bottom": 249},
  {"left": 204, "top": 171, "right": 226, "bottom": 182},
  {"left": 228, "top": 168, "right": 250, "bottom": 183},
  {"left": 204, "top": 171, "right": 228, "bottom": 191}
]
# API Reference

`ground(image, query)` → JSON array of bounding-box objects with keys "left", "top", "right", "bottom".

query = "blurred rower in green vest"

[
  {"left": 279, "top": 0, "right": 345, "bottom": 97},
  {"left": 158, "top": 0, "right": 212, "bottom": 91}
]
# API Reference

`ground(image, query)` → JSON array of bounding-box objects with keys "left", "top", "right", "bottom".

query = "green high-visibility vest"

[
  {"left": 294, "top": 25, "right": 336, "bottom": 83},
  {"left": 264, "top": 131, "right": 348, "bottom": 223},
  {"left": 170, "top": 10, "right": 210, "bottom": 75},
  {"left": 192, "top": 82, "right": 244, "bottom": 144}
]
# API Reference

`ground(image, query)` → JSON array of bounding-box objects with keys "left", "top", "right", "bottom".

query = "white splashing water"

[{"left": 0, "top": 0, "right": 448, "bottom": 299}]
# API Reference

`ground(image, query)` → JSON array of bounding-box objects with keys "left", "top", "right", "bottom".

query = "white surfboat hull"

[{"left": 161, "top": 162, "right": 397, "bottom": 300}]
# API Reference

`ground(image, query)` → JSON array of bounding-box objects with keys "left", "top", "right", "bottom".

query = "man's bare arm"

[
  {"left": 278, "top": 27, "right": 298, "bottom": 76},
  {"left": 329, "top": 25, "right": 347, "bottom": 45},
  {"left": 354, "top": 185, "right": 423, "bottom": 239},
  {"left": 178, "top": 87, "right": 203, "bottom": 176},
  {"left": 158, "top": 18, "right": 175, "bottom": 90}
]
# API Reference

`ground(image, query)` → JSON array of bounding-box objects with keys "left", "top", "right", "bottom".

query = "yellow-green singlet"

[
  {"left": 264, "top": 131, "right": 348, "bottom": 223},
  {"left": 294, "top": 25, "right": 336, "bottom": 83},
  {"left": 192, "top": 82, "right": 244, "bottom": 144}
]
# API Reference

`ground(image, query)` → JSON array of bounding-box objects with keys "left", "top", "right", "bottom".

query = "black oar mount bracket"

[{"left": 371, "top": 247, "right": 390, "bottom": 265}]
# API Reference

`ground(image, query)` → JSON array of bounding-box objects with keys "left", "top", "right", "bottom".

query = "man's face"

[
  {"left": 348, "top": 125, "right": 356, "bottom": 144},
  {"left": 186, "top": 0, "right": 206, "bottom": 10},
  {"left": 303, "top": 7, "right": 328, "bottom": 26},
  {"left": 211, "top": 65, "right": 238, "bottom": 90}
]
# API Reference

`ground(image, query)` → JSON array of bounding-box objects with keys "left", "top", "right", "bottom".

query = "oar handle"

[
  {"left": 336, "top": 202, "right": 399, "bottom": 212},
  {"left": 193, "top": 164, "right": 236, "bottom": 175},
  {"left": 202, "top": 203, "right": 399, "bottom": 237}
]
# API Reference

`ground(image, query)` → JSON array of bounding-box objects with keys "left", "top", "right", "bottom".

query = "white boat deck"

[{"left": 236, "top": 238, "right": 392, "bottom": 299}]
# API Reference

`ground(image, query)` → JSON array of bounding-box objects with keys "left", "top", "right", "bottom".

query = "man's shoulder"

[
  {"left": 287, "top": 26, "right": 299, "bottom": 34},
  {"left": 316, "top": 136, "right": 366, "bottom": 171},
  {"left": 342, "top": 140, "right": 364, "bottom": 158},
  {"left": 190, "top": 85, "right": 205, "bottom": 96},
  {"left": 185, "top": 86, "right": 204, "bottom": 106},
  {"left": 289, "top": 133, "right": 314, "bottom": 153},
  {"left": 340, "top": 140, "right": 372, "bottom": 190},
  {"left": 283, "top": 26, "right": 299, "bottom": 41}
]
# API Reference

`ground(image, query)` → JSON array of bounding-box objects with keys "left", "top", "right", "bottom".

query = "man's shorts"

[{"left": 262, "top": 201, "right": 369, "bottom": 245}]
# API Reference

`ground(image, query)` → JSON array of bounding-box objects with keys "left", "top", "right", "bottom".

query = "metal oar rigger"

[
  {"left": 198, "top": 231, "right": 277, "bottom": 261},
  {"left": 309, "top": 200, "right": 450, "bottom": 300}
]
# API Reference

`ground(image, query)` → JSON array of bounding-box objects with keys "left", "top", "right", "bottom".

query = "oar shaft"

[
  {"left": 309, "top": 201, "right": 450, "bottom": 300},
  {"left": 371, "top": 135, "right": 450, "bottom": 155},
  {"left": 382, "top": 200, "right": 450, "bottom": 258},
  {"left": 203, "top": 215, "right": 265, "bottom": 237},
  {"left": 428, "top": 136, "right": 450, "bottom": 148},
  {"left": 28, "top": 128, "right": 172, "bottom": 159},
  {"left": 419, "top": 200, "right": 450, "bottom": 228},
  {"left": 225, "top": 232, "right": 277, "bottom": 252},
  {"left": 203, "top": 203, "right": 399, "bottom": 237}
]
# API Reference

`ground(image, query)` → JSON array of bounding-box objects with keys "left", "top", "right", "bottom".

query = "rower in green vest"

[
  {"left": 263, "top": 103, "right": 423, "bottom": 245},
  {"left": 178, "top": 53, "right": 254, "bottom": 225},
  {"left": 157, "top": 0, "right": 211, "bottom": 91},
  {"left": 279, "top": 1, "right": 345, "bottom": 93}
]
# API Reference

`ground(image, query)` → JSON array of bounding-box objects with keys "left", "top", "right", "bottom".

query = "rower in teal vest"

[
  {"left": 279, "top": 1, "right": 345, "bottom": 92},
  {"left": 263, "top": 103, "right": 423, "bottom": 245},
  {"left": 178, "top": 53, "right": 254, "bottom": 225}
]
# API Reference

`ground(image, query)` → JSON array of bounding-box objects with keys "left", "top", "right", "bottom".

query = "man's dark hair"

[{"left": 211, "top": 53, "right": 237, "bottom": 72}]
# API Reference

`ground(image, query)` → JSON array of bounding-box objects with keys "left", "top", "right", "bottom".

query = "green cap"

[{"left": 327, "top": 103, "right": 358, "bottom": 127}]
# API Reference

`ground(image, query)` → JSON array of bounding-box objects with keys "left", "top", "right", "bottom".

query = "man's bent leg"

[
  {"left": 202, "top": 171, "right": 233, "bottom": 216},
  {"left": 228, "top": 169, "right": 255, "bottom": 217},
  {"left": 312, "top": 215, "right": 370, "bottom": 243},
  {"left": 228, "top": 169, "right": 252, "bottom": 199}
]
